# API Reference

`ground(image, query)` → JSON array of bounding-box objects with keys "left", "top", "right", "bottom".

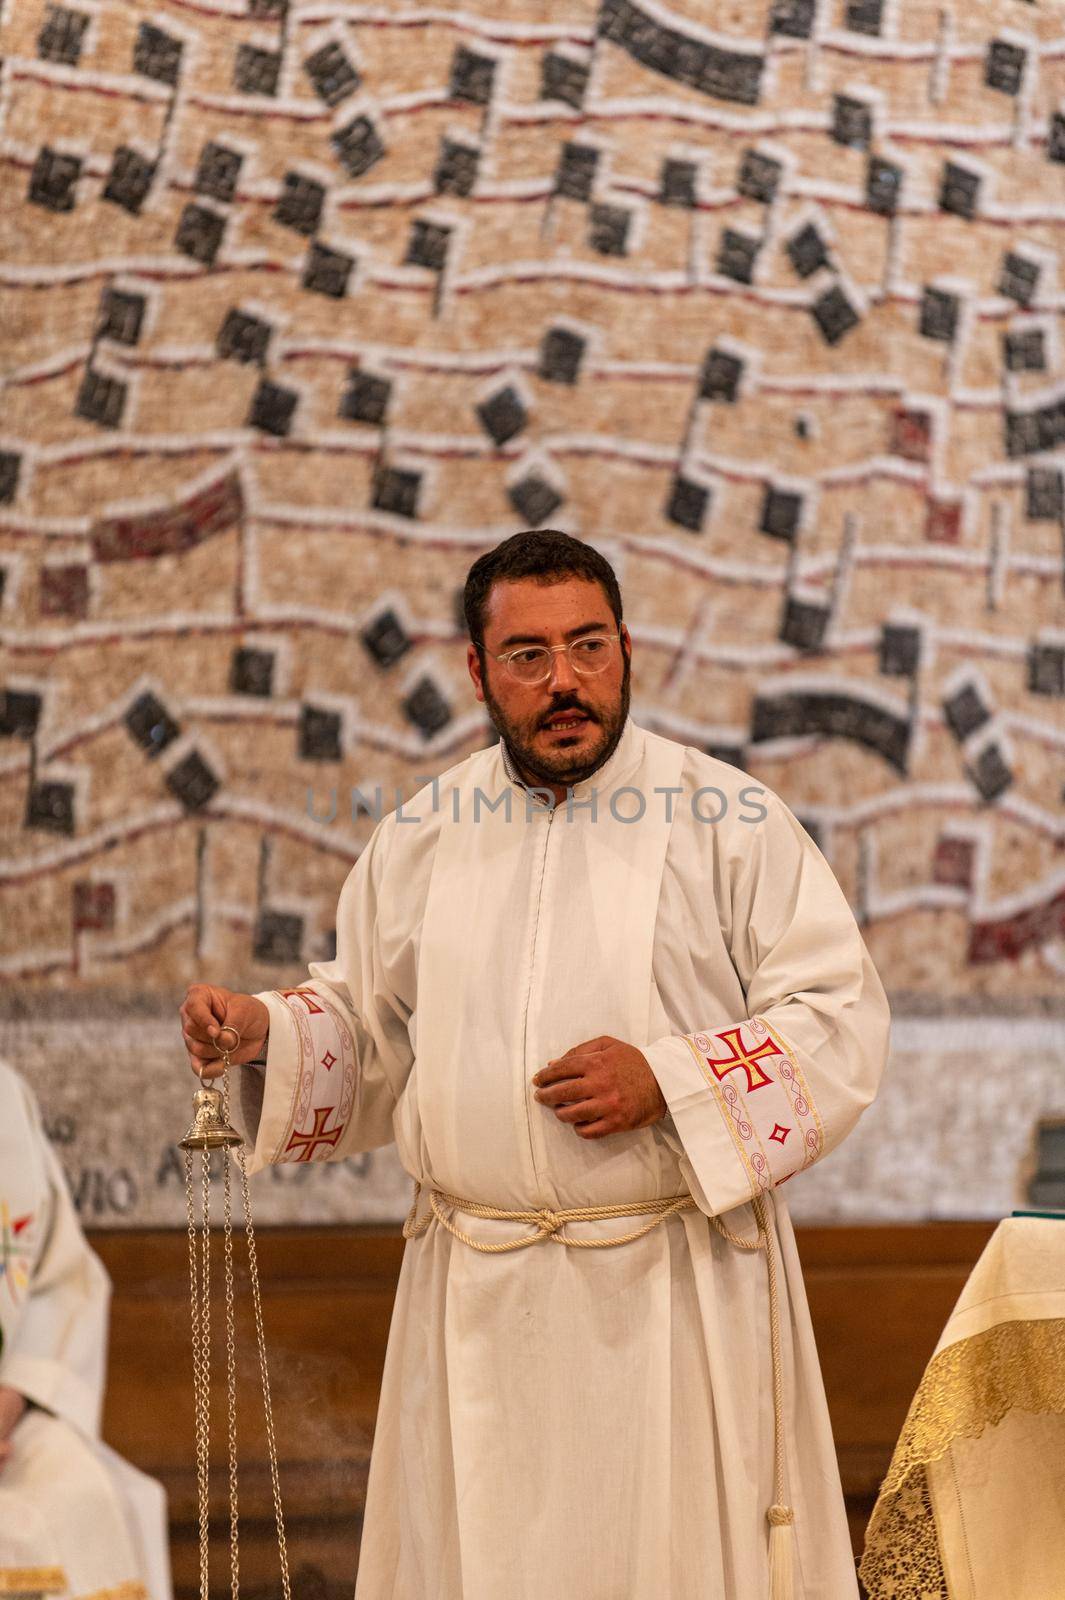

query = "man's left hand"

[{"left": 532, "top": 1036, "right": 667, "bottom": 1140}]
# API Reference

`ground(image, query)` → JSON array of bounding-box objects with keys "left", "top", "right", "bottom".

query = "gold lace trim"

[
  {"left": 860, "top": 1317, "right": 1065, "bottom": 1598},
  {"left": 0, "top": 1572, "right": 66, "bottom": 1596}
]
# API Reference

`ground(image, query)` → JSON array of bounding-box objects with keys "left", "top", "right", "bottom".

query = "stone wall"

[{"left": 2, "top": 0, "right": 1063, "bottom": 1222}]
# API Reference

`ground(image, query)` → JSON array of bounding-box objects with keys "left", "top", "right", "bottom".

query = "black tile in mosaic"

[
  {"left": 780, "top": 598, "right": 830, "bottom": 652},
  {"left": 253, "top": 910, "right": 304, "bottom": 964},
  {"left": 195, "top": 142, "right": 243, "bottom": 203},
  {"left": 768, "top": 0, "right": 815, "bottom": 37},
  {"left": 1028, "top": 642, "right": 1065, "bottom": 697},
  {"left": 1003, "top": 328, "right": 1046, "bottom": 372},
  {"left": 449, "top": 44, "right": 495, "bottom": 105},
  {"left": 1025, "top": 467, "right": 1063, "bottom": 520},
  {"left": 332, "top": 115, "right": 385, "bottom": 179},
  {"left": 968, "top": 742, "right": 1012, "bottom": 803},
  {"left": 737, "top": 149, "right": 781, "bottom": 203},
  {"left": 434, "top": 138, "right": 479, "bottom": 198},
  {"left": 555, "top": 142, "right": 598, "bottom": 202},
  {"left": 659, "top": 158, "right": 697, "bottom": 209},
  {"left": 248, "top": 380, "right": 298, "bottom": 437},
  {"left": 832, "top": 94, "right": 872, "bottom": 149},
  {"left": 233, "top": 44, "right": 280, "bottom": 97},
  {"left": 37, "top": 5, "right": 89, "bottom": 65},
  {"left": 588, "top": 202, "right": 631, "bottom": 256},
  {"left": 811, "top": 284, "right": 860, "bottom": 345},
  {"left": 74, "top": 367, "right": 127, "bottom": 428},
  {"left": 339, "top": 370, "right": 391, "bottom": 424},
  {"left": 699, "top": 348, "right": 743, "bottom": 401},
  {"left": 919, "top": 286, "right": 959, "bottom": 342},
  {"left": 403, "top": 677, "right": 452, "bottom": 738},
  {"left": 0, "top": 454, "right": 21, "bottom": 506},
  {"left": 303, "top": 242, "right": 355, "bottom": 298},
  {"left": 102, "top": 146, "right": 155, "bottom": 213},
  {"left": 373, "top": 466, "right": 422, "bottom": 518},
  {"left": 175, "top": 202, "right": 226, "bottom": 264},
  {"left": 939, "top": 162, "right": 981, "bottom": 219},
  {"left": 879, "top": 623, "right": 921, "bottom": 677},
  {"left": 229, "top": 647, "right": 275, "bottom": 697},
  {"left": 133, "top": 21, "right": 182, "bottom": 86},
  {"left": 786, "top": 222, "right": 828, "bottom": 279},
  {"left": 507, "top": 473, "right": 562, "bottom": 526},
  {"left": 716, "top": 228, "right": 759, "bottom": 284},
  {"left": 845, "top": 0, "right": 882, "bottom": 35},
  {"left": 361, "top": 608, "right": 411, "bottom": 668},
  {"left": 476, "top": 386, "right": 528, "bottom": 445},
  {"left": 304, "top": 40, "right": 360, "bottom": 106},
  {"left": 1049, "top": 113, "right": 1065, "bottom": 165},
  {"left": 539, "top": 327, "right": 585, "bottom": 385},
  {"left": 666, "top": 476, "right": 710, "bottom": 532},
  {"left": 759, "top": 487, "right": 802, "bottom": 541},
  {"left": 866, "top": 155, "right": 902, "bottom": 215},
  {"left": 944, "top": 682, "right": 991, "bottom": 742},
  {"left": 404, "top": 219, "right": 451, "bottom": 272},
  {"left": 217, "top": 307, "right": 272, "bottom": 364},
  {"left": 29, "top": 147, "right": 80, "bottom": 212},
  {"left": 999, "top": 251, "right": 1040, "bottom": 307},
  {"left": 26, "top": 780, "right": 75, "bottom": 834},
  {"left": 166, "top": 750, "right": 220, "bottom": 812},
  {"left": 275, "top": 171, "right": 325, "bottom": 236},
  {"left": 985, "top": 39, "right": 1026, "bottom": 95},
  {"left": 299, "top": 704, "right": 343, "bottom": 760},
  {"left": 540, "top": 51, "right": 589, "bottom": 109},
  {"left": 0, "top": 690, "right": 42, "bottom": 739},
  {"left": 125, "top": 691, "right": 179, "bottom": 755},
  {"left": 97, "top": 288, "right": 145, "bottom": 346}
]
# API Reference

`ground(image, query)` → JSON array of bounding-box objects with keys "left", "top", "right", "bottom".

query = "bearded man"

[{"left": 180, "top": 529, "right": 889, "bottom": 1600}]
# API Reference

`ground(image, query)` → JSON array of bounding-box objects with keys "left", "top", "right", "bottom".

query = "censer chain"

[{"left": 183, "top": 1066, "right": 291, "bottom": 1600}]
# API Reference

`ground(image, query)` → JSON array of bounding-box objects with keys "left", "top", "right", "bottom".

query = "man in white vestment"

[
  {"left": 180, "top": 530, "right": 891, "bottom": 1600},
  {"left": 0, "top": 1058, "right": 173, "bottom": 1600}
]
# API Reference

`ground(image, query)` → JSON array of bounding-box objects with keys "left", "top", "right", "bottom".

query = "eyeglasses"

[{"left": 484, "top": 633, "right": 620, "bottom": 685}]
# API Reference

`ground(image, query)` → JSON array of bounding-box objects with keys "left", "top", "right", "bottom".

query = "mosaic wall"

[{"left": 2, "top": 0, "right": 1065, "bottom": 1227}]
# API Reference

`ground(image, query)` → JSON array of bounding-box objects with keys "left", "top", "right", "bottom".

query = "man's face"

[{"left": 467, "top": 576, "right": 631, "bottom": 789}]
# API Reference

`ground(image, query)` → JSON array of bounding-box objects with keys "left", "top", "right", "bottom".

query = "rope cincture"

[{"left": 403, "top": 1180, "right": 796, "bottom": 1598}]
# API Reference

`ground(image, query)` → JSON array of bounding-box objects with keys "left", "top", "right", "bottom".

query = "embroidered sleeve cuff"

[
  {"left": 643, "top": 1017, "right": 824, "bottom": 1214},
  {"left": 239, "top": 986, "right": 358, "bottom": 1173}
]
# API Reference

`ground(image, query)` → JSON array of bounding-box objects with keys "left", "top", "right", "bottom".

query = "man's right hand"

[{"left": 180, "top": 985, "right": 271, "bottom": 1080}]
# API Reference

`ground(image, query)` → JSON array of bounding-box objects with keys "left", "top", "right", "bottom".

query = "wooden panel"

[{"left": 93, "top": 1222, "right": 995, "bottom": 1598}]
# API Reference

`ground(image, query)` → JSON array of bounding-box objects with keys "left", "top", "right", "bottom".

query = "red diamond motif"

[
  {"left": 769, "top": 1123, "right": 791, "bottom": 1144},
  {"left": 321, "top": 1050, "right": 337, "bottom": 1071}
]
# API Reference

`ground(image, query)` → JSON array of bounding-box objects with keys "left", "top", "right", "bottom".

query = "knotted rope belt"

[{"left": 403, "top": 1181, "right": 796, "bottom": 1600}]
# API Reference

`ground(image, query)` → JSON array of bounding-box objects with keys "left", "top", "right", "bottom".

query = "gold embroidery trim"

[
  {"left": 682, "top": 1034, "right": 765, "bottom": 1201},
  {"left": 0, "top": 1572, "right": 66, "bottom": 1596},
  {"left": 860, "top": 1316, "right": 1065, "bottom": 1598}
]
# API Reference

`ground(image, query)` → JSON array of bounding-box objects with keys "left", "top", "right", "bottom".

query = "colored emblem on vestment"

[
  {"left": 283, "top": 1107, "right": 343, "bottom": 1161},
  {"left": 700, "top": 1026, "right": 777, "bottom": 1092},
  {"left": 0, "top": 1202, "right": 34, "bottom": 1304},
  {"left": 278, "top": 988, "right": 325, "bottom": 1014}
]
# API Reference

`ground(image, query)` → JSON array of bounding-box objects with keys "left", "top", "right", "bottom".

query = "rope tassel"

[{"left": 767, "top": 1504, "right": 796, "bottom": 1600}]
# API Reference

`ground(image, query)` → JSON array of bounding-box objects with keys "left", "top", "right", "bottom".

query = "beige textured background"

[{"left": 1, "top": 0, "right": 1063, "bottom": 1221}]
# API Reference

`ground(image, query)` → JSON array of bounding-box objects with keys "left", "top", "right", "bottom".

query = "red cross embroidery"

[
  {"left": 702, "top": 1026, "right": 777, "bottom": 1093},
  {"left": 769, "top": 1124, "right": 791, "bottom": 1144},
  {"left": 284, "top": 1107, "right": 343, "bottom": 1161},
  {"left": 278, "top": 988, "right": 324, "bottom": 1014},
  {"left": 321, "top": 1050, "right": 337, "bottom": 1071}
]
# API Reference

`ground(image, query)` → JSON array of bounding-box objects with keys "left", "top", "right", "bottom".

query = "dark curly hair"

[{"left": 462, "top": 530, "right": 623, "bottom": 646}]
